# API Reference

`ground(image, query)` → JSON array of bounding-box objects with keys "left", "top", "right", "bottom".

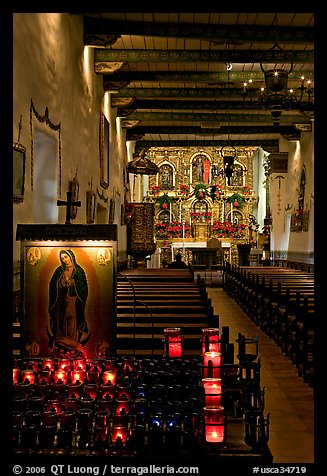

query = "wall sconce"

[
  {"left": 203, "top": 406, "right": 225, "bottom": 444},
  {"left": 201, "top": 327, "right": 220, "bottom": 355},
  {"left": 164, "top": 327, "right": 183, "bottom": 358}
]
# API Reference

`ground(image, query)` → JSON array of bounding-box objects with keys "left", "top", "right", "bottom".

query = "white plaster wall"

[
  {"left": 286, "top": 128, "right": 314, "bottom": 255},
  {"left": 13, "top": 13, "right": 128, "bottom": 263}
]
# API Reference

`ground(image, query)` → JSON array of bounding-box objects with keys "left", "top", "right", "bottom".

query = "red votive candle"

[
  {"left": 115, "top": 397, "right": 130, "bottom": 415},
  {"left": 203, "top": 352, "right": 222, "bottom": 378},
  {"left": 13, "top": 368, "right": 20, "bottom": 385},
  {"left": 202, "top": 378, "right": 222, "bottom": 407},
  {"left": 203, "top": 406, "right": 225, "bottom": 444},
  {"left": 22, "top": 370, "right": 36, "bottom": 385},
  {"left": 54, "top": 370, "right": 68, "bottom": 385},
  {"left": 111, "top": 425, "right": 127, "bottom": 446},
  {"left": 42, "top": 358, "right": 55, "bottom": 371},
  {"left": 38, "top": 369, "right": 52, "bottom": 384},
  {"left": 164, "top": 328, "right": 183, "bottom": 358},
  {"left": 122, "top": 355, "right": 136, "bottom": 372},
  {"left": 84, "top": 384, "right": 98, "bottom": 399},
  {"left": 73, "top": 358, "right": 86, "bottom": 371},
  {"left": 57, "top": 359, "right": 71, "bottom": 371},
  {"left": 70, "top": 370, "right": 85, "bottom": 384},
  {"left": 201, "top": 328, "right": 220, "bottom": 355},
  {"left": 102, "top": 370, "right": 117, "bottom": 385}
]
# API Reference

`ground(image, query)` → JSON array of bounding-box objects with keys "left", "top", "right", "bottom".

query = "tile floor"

[{"left": 206, "top": 285, "right": 315, "bottom": 464}]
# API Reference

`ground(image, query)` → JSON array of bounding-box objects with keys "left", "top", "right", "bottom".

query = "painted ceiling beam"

[
  {"left": 84, "top": 17, "right": 313, "bottom": 45},
  {"left": 135, "top": 139, "right": 279, "bottom": 152},
  {"left": 125, "top": 125, "right": 301, "bottom": 139},
  {"left": 114, "top": 99, "right": 309, "bottom": 113},
  {"left": 119, "top": 111, "right": 305, "bottom": 124},
  {"left": 103, "top": 70, "right": 313, "bottom": 89},
  {"left": 95, "top": 48, "right": 313, "bottom": 65}
]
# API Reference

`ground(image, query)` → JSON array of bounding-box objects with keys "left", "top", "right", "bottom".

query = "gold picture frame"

[
  {"left": 13, "top": 141, "right": 26, "bottom": 202},
  {"left": 99, "top": 112, "right": 110, "bottom": 189}
]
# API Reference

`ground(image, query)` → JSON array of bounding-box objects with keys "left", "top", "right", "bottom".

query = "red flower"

[{"left": 233, "top": 201, "right": 239, "bottom": 207}]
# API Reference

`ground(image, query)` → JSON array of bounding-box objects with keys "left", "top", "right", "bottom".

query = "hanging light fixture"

[
  {"left": 127, "top": 149, "right": 159, "bottom": 175},
  {"left": 215, "top": 61, "right": 246, "bottom": 186},
  {"left": 242, "top": 42, "right": 314, "bottom": 126}
]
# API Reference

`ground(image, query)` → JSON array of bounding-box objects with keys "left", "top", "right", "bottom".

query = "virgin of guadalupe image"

[{"left": 47, "top": 249, "right": 91, "bottom": 357}]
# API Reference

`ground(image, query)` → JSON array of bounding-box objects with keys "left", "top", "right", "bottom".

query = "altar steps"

[{"left": 115, "top": 268, "right": 217, "bottom": 356}]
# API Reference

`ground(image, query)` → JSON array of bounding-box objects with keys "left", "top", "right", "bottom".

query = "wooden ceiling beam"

[
  {"left": 95, "top": 48, "right": 313, "bottom": 65},
  {"left": 135, "top": 139, "right": 280, "bottom": 152},
  {"left": 84, "top": 17, "right": 313, "bottom": 45}
]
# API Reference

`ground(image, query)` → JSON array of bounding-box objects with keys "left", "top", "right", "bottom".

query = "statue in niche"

[
  {"left": 195, "top": 157, "right": 203, "bottom": 182},
  {"left": 160, "top": 165, "right": 173, "bottom": 189},
  {"left": 202, "top": 157, "right": 211, "bottom": 184},
  {"left": 194, "top": 200, "right": 208, "bottom": 223}
]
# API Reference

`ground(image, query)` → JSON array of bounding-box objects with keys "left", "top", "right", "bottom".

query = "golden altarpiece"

[{"left": 142, "top": 146, "right": 259, "bottom": 267}]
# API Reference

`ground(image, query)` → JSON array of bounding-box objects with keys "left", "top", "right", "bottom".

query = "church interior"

[{"left": 10, "top": 12, "right": 316, "bottom": 471}]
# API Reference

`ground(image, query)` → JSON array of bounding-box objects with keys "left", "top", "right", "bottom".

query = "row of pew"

[{"left": 223, "top": 264, "right": 314, "bottom": 387}]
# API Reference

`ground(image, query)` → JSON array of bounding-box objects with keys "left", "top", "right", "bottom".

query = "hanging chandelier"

[
  {"left": 211, "top": 61, "right": 246, "bottom": 186},
  {"left": 241, "top": 42, "right": 314, "bottom": 126}
]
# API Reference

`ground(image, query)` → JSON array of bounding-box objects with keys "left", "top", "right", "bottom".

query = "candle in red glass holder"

[
  {"left": 203, "top": 406, "right": 225, "bottom": 444},
  {"left": 100, "top": 384, "right": 115, "bottom": 400},
  {"left": 42, "top": 358, "right": 55, "bottom": 371},
  {"left": 86, "top": 369, "right": 100, "bottom": 383},
  {"left": 84, "top": 384, "right": 98, "bottom": 399},
  {"left": 70, "top": 370, "right": 85, "bottom": 384},
  {"left": 13, "top": 368, "right": 20, "bottom": 385},
  {"left": 202, "top": 378, "right": 222, "bottom": 407},
  {"left": 67, "top": 383, "right": 82, "bottom": 398},
  {"left": 201, "top": 328, "right": 220, "bottom": 355},
  {"left": 54, "top": 370, "right": 68, "bottom": 385},
  {"left": 115, "top": 397, "right": 130, "bottom": 415},
  {"left": 111, "top": 425, "right": 127, "bottom": 446},
  {"left": 22, "top": 370, "right": 35, "bottom": 385},
  {"left": 164, "top": 328, "right": 183, "bottom": 358},
  {"left": 73, "top": 358, "right": 86, "bottom": 371},
  {"left": 102, "top": 370, "right": 116, "bottom": 385},
  {"left": 38, "top": 369, "right": 52, "bottom": 384},
  {"left": 203, "top": 352, "right": 222, "bottom": 378},
  {"left": 57, "top": 359, "right": 71, "bottom": 371},
  {"left": 122, "top": 355, "right": 136, "bottom": 372}
]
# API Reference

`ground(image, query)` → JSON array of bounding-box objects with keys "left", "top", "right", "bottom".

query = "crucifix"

[{"left": 57, "top": 191, "right": 81, "bottom": 224}]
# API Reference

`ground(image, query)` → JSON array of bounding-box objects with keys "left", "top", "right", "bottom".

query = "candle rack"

[{"left": 11, "top": 335, "right": 272, "bottom": 462}]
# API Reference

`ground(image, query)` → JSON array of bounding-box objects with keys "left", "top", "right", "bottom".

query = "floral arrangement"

[
  {"left": 212, "top": 220, "right": 246, "bottom": 238},
  {"left": 190, "top": 211, "right": 212, "bottom": 222},
  {"left": 242, "top": 185, "right": 252, "bottom": 195},
  {"left": 179, "top": 184, "right": 190, "bottom": 195},
  {"left": 227, "top": 193, "right": 244, "bottom": 207},
  {"left": 150, "top": 185, "right": 161, "bottom": 195},
  {"left": 211, "top": 184, "right": 223, "bottom": 200},
  {"left": 154, "top": 221, "right": 191, "bottom": 239},
  {"left": 194, "top": 183, "right": 208, "bottom": 199},
  {"left": 158, "top": 193, "right": 172, "bottom": 209}
]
